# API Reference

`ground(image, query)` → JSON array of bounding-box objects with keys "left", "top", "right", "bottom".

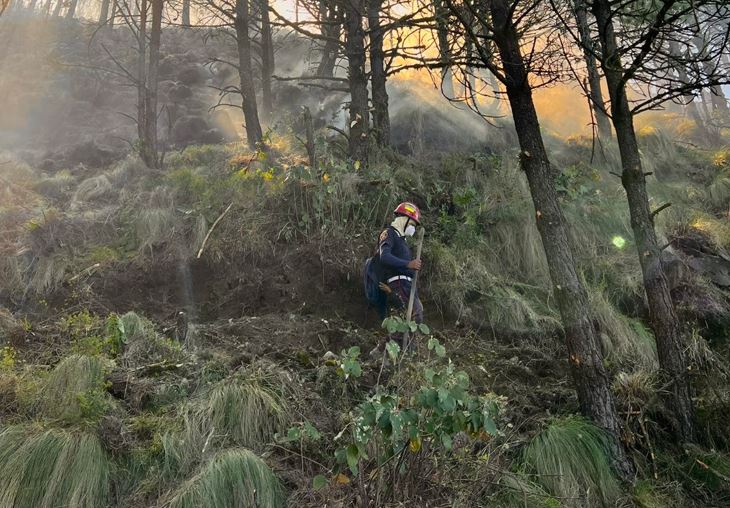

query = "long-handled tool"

[{"left": 403, "top": 226, "right": 425, "bottom": 349}]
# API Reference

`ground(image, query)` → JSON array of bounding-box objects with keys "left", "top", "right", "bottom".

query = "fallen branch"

[
  {"left": 68, "top": 263, "right": 102, "bottom": 282},
  {"left": 197, "top": 203, "right": 233, "bottom": 259},
  {"left": 650, "top": 202, "right": 672, "bottom": 219}
]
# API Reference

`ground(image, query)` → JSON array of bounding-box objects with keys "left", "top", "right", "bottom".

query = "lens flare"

[{"left": 611, "top": 236, "right": 626, "bottom": 249}]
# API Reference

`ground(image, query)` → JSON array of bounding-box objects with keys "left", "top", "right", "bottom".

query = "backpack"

[
  {"left": 363, "top": 255, "right": 384, "bottom": 305},
  {"left": 363, "top": 241, "right": 387, "bottom": 317}
]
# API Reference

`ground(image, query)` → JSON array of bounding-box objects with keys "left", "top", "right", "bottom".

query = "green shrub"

[
  {"left": 0, "top": 427, "right": 110, "bottom": 508},
  {"left": 523, "top": 416, "right": 622, "bottom": 507},
  {"left": 168, "top": 449, "right": 284, "bottom": 508}
]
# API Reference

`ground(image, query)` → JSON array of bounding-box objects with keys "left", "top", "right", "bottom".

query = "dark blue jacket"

[{"left": 378, "top": 226, "right": 415, "bottom": 280}]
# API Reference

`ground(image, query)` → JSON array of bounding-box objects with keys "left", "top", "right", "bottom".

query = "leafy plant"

[
  {"left": 382, "top": 316, "right": 431, "bottom": 336},
  {"left": 337, "top": 346, "right": 363, "bottom": 380},
  {"left": 0, "top": 346, "right": 16, "bottom": 371},
  {"left": 334, "top": 339, "right": 499, "bottom": 476}
]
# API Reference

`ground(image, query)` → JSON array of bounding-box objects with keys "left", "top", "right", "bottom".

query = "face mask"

[{"left": 405, "top": 225, "right": 416, "bottom": 237}]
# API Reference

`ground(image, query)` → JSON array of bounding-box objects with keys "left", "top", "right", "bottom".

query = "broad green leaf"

[
  {"left": 304, "top": 421, "right": 322, "bottom": 440},
  {"left": 435, "top": 343, "right": 446, "bottom": 358},
  {"left": 484, "top": 415, "right": 497, "bottom": 435},
  {"left": 418, "top": 323, "right": 431, "bottom": 335},
  {"left": 346, "top": 444, "right": 360, "bottom": 475},
  {"left": 312, "top": 475, "right": 328, "bottom": 491},
  {"left": 386, "top": 340, "right": 401, "bottom": 362},
  {"left": 441, "top": 433, "right": 453, "bottom": 450}
]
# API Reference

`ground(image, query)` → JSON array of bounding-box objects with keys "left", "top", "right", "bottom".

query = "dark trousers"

[{"left": 387, "top": 279, "right": 424, "bottom": 324}]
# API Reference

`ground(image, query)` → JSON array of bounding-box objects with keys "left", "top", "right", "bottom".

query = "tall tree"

[
  {"left": 182, "top": 0, "right": 190, "bottom": 25},
  {"left": 316, "top": 1, "right": 341, "bottom": 78},
  {"left": 668, "top": 40, "right": 721, "bottom": 145},
  {"left": 99, "top": 0, "right": 111, "bottom": 24},
  {"left": 65, "top": 0, "right": 78, "bottom": 18},
  {"left": 134, "top": 0, "right": 164, "bottom": 168},
  {"left": 588, "top": 0, "right": 723, "bottom": 442},
  {"left": 433, "top": 0, "right": 455, "bottom": 98},
  {"left": 368, "top": 0, "right": 390, "bottom": 146},
  {"left": 343, "top": 0, "right": 369, "bottom": 161},
  {"left": 143, "top": 0, "right": 164, "bottom": 167},
  {"left": 258, "top": 0, "right": 274, "bottom": 118},
  {"left": 444, "top": 0, "right": 635, "bottom": 480},
  {"left": 235, "top": 0, "right": 264, "bottom": 147},
  {"left": 573, "top": 0, "right": 611, "bottom": 140}
]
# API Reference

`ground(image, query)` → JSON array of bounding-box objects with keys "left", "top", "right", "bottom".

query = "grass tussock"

[
  {"left": 41, "top": 354, "right": 109, "bottom": 422},
  {"left": 133, "top": 187, "right": 178, "bottom": 251},
  {"left": 0, "top": 426, "right": 110, "bottom": 508},
  {"left": 168, "top": 448, "right": 283, "bottom": 508},
  {"left": 523, "top": 416, "right": 623, "bottom": 507},
  {"left": 490, "top": 472, "right": 560, "bottom": 507},
  {"left": 119, "top": 311, "right": 185, "bottom": 367},
  {"left": 73, "top": 174, "right": 113, "bottom": 203},
  {"left": 207, "top": 379, "right": 287, "bottom": 449},
  {"left": 589, "top": 287, "right": 657, "bottom": 369}
]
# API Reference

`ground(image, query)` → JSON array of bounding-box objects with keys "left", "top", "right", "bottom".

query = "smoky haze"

[{"left": 0, "top": 10, "right": 601, "bottom": 170}]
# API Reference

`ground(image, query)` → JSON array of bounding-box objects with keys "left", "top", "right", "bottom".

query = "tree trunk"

[
  {"left": 573, "top": 0, "right": 611, "bottom": 140},
  {"left": 52, "top": 0, "right": 62, "bottom": 17},
  {"left": 65, "top": 0, "right": 77, "bottom": 18},
  {"left": 669, "top": 41, "right": 721, "bottom": 146},
  {"left": 235, "top": 0, "right": 264, "bottom": 148},
  {"left": 99, "top": 0, "right": 110, "bottom": 25},
  {"left": 433, "top": 0, "right": 454, "bottom": 98},
  {"left": 303, "top": 106, "right": 316, "bottom": 168},
  {"left": 488, "top": 0, "right": 635, "bottom": 481},
  {"left": 135, "top": 0, "right": 162, "bottom": 168},
  {"left": 137, "top": 0, "right": 149, "bottom": 164},
  {"left": 182, "top": 0, "right": 190, "bottom": 25},
  {"left": 368, "top": 0, "right": 390, "bottom": 147},
  {"left": 692, "top": 35, "right": 730, "bottom": 119},
  {"left": 109, "top": 0, "right": 116, "bottom": 27},
  {"left": 142, "top": 0, "right": 163, "bottom": 168},
  {"left": 592, "top": 0, "right": 695, "bottom": 442},
  {"left": 259, "top": 0, "right": 274, "bottom": 118},
  {"left": 343, "top": 0, "right": 369, "bottom": 162},
  {"left": 316, "top": 1, "right": 339, "bottom": 78}
]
